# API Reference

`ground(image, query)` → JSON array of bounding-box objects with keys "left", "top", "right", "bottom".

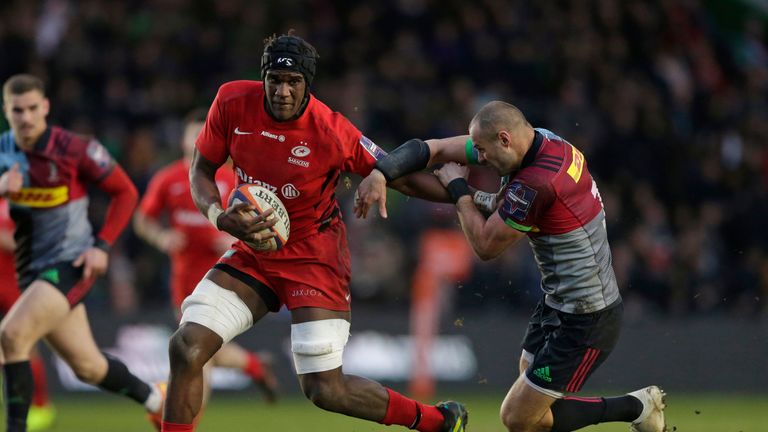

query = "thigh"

[
  {"left": 1, "top": 280, "right": 70, "bottom": 344},
  {"left": 526, "top": 302, "right": 623, "bottom": 395},
  {"left": 205, "top": 267, "right": 272, "bottom": 321},
  {"left": 44, "top": 304, "right": 105, "bottom": 369},
  {"left": 20, "top": 261, "right": 96, "bottom": 307}
]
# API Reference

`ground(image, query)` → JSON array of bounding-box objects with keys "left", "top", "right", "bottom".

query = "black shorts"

[
  {"left": 521, "top": 298, "right": 623, "bottom": 396},
  {"left": 19, "top": 261, "right": 95, "bottom": 307}
]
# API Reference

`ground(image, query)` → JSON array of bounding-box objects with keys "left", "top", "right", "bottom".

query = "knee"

[
  {"left": 168, "top": 326, "right": 214, "bottom": 372},
  {"left": 0, "top": 325, "right": 27, "bottom": 356},
  {"left": 71, "top": 358, "right": 106, "bottom": 384},
  {"left": 299, "top": 375, "right": 345, "bottom": 412},
  {"left": 500, "top": 406, "right": 530, "bottom": 432}
]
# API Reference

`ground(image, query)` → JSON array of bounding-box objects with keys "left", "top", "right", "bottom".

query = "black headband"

[{"left": 261, "top": 36, "right": 317, "bottom": 87}]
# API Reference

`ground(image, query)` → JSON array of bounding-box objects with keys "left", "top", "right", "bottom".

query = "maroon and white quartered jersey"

[
  {"left": 196, "top": 80, "right": 385, "bottom": 243},
  {"left": 0, "top": 127, "right": 115, "bottom": 276},
  {"left": 496, "top": 128, "right": 620, "bottom": 314}
]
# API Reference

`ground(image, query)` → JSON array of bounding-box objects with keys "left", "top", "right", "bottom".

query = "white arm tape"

[
  {"left": 473, "top": 190, "right": 497, "bottom": 213},
  {"left": 207, "top": 204, "right": 224, "bottom": 229}
]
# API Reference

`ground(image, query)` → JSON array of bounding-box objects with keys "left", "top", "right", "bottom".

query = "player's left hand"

[
  {"left": 433, "top": 162, "right": 469, "bottom": 187},
  {"left": 73, "top": 247, "right": 109, "bottom": 280},
  {"left": 355, "top": 169, "right": 388, "bottom": 219}
]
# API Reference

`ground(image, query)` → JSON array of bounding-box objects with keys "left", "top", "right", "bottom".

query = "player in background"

[
  {"left": 160, "top": 32, "right": 467, "bottom": 432},
  {"left": 0, "top": 198, "right": 55, "bottom": 431},
  {"left": 355, "top": 101, "right": 667, "bottom": 432},
  {"left": 0, "top": 74, "right": 164, "bottom": 432},
  {"left": 133, "top": 108, "right": 278, "bottom": 404}
]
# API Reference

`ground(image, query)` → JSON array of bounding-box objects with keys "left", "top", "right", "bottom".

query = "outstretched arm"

[{"left": 355, "top": 135, "right": 473, "bottom": 218}]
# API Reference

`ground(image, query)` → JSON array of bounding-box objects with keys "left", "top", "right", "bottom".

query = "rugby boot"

[
  {"left": 437, "top": 400, "right": 468, "bottom": 432},
  {"left": 628, "top": 386, "right": 667, "bottom": 432}
]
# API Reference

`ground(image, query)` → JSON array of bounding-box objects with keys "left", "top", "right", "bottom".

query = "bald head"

[
  {"left": 469, "top": 101, "right": 530, "bottom": 142},
  {"left": 467, "top": 101, "right": 535, "bottom": 175}
]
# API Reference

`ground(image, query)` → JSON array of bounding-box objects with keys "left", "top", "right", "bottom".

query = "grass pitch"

[{"left": 6, "top": 392, "right": 767, "bottom": 431}]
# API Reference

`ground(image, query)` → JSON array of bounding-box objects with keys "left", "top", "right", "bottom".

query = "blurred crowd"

[{"left": 1, "top": 0, "right": 766, "bottom": 318}]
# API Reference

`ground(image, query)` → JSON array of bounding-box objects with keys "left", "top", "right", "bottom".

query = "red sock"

[
  {"left": 242, "top": 352, "right": 264, "bottom": 381},
  {"left": 30, "top": 355, "right": 50, "bottom": 407},
  {"left": 161, "top": 421, "right": 194, "bottom": 432},
  {"left": 381, "top": 388, "right": 445, "bottom": 432}
]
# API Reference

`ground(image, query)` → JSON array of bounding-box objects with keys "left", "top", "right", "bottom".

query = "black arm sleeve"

[{"left": 374, "top": 138, "right": 431, "bottom": 182}]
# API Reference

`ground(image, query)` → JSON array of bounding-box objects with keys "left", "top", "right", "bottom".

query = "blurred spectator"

[{"left": 1, "top": 0, "right": 765, "bottom": 316}]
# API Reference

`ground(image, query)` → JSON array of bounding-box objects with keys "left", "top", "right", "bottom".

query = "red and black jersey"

[
  {"left": 139, "top": 160, "right": 236, "bottom": 304},
  {"left": 0, "top": 198, "right": 20, "bottom": 313},
  {"left": 196, "top": 80, "right": 385, "bottom": 244}
]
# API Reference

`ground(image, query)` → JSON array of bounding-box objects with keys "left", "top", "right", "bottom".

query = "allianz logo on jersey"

[
  {"left": 261, "top": 130, "right": 286, "bottom": 142},
  {"left": 234, "top": 167, "right": 301, "bottom": 200},
  {"left": 235, "top": 167, "right": 278, "bottom": 193}
]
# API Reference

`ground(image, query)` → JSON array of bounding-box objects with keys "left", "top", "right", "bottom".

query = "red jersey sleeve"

[
  {"left": 497, "top": 175, "right": 555, "bottom": 233},
  {"left": 0, "top": 199, "right": 13, "bottom": 233},
  {"left": 138, "top": 169, "right": 169, "bottom": 219},
  {"left": 331, "top": 113, "right": 386, "bottom": 176},
  {"left": 196, "top": 89, "right": 229, "bottom": 165},
  {"left": 78, "top": 139, "right": 116, "bottom": 182}
]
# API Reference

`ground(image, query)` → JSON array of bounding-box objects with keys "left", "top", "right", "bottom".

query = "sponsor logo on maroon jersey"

[{"left": 503, "top": 182, "right": 537, "bottom": 222}]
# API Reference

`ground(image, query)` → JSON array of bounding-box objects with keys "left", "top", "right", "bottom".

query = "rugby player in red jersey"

[
  {"left": 0, "top": 74, "right": 164, "bottom": 432},
  {"left": 0, "top": 198, "right": 55, "bottom": 431},
  {"left": 356, "top": 101, "right": 667, "bottom": 432},
  {"left": 134, "top": 108, "right": 278, "bottom": 403},
  {"left": 160, "top": 32, "right": 467, "bottom": 432}
]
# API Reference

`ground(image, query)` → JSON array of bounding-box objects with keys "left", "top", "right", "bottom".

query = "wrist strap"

[
  {"left": 94, "top": 238, "right": 111, "bottom": 252},
  {"left": 446, "top": 178, "right": 472, "bottom": 203},
  {"left": 207, "top": 204, "right": 224, "bottom": 230}
]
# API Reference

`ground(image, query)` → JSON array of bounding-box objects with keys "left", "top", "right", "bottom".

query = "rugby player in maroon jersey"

[
  {"left": 160, "top": 32, "right": 467, "bottom": 432},
  {"left": 134, "top": 108, "right": 278, "bottom": 405},
  {"left": 356, "top": 101, "right": 666, "bottom": 432},
  {"left": 0, "top": 74, "right": 164, "bottom": 431}
]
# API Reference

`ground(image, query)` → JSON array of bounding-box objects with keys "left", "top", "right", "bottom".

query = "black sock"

[
  {"left": 97, "top": 353, "right": 152, "bottom": 405},
  {"left": 4, "top": 361, "right": 33, "bottom": 432},
  {"left": 550, "top": 395, "right": 643, "bottom": 432}
]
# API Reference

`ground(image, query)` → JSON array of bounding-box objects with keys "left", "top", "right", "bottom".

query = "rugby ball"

[{"left": 228, "top": 184, "right": 290, "bottom": 251}]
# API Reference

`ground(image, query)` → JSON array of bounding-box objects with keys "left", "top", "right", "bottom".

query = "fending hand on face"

[{"left": 354, "top": 169, "right": 388, "bottom": 219}]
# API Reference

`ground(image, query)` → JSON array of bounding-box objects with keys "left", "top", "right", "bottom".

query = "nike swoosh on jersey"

[{"left": 234, "top": 127, "right": 254, "bottom": 135}]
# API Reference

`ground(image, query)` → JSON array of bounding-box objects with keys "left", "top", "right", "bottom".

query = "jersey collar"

[
  {"left": 31, "top": 127, "right": 52, "bottom": 152},
  {"left": 520, "top": 129, "right": 543, "bottom": 170}
]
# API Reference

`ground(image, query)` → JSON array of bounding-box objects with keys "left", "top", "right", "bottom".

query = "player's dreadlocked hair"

[{"left": 261, "top": 30, "right": 319, "bottom": 88}]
